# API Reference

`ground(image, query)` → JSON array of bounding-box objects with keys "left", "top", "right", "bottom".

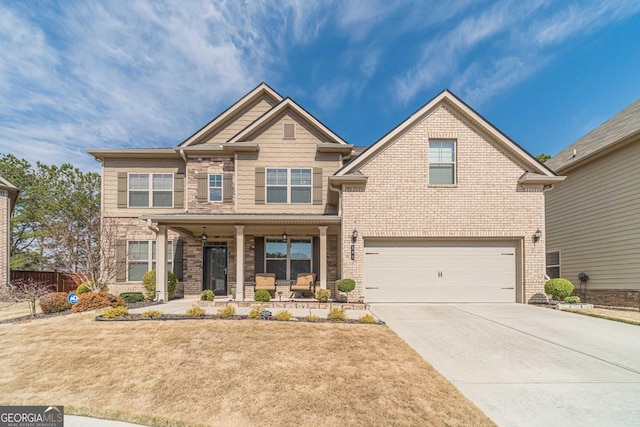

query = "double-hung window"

[
  {"left": 546, "top": 251, "right": 560, "bottom": 279},
  {"left": 429, "top": 141, "right": 456, "bottom": 185},
  {"left": 127, "top": 240, "right": 173, "bottom": 282},
  {"left": 209, "top": 174, "right": 223, "bottom": 202},
  {"left": 128, "top": 173, "right": 173, "bottom": 207},
  {"left": 266, "top": 168, "right": 311, "bottom": 204},
  {"left": 265, "top": 238, "right": 312, "bottom": 280}
]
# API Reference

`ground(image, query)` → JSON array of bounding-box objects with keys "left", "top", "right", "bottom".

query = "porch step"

[{"left": 197, "top": 300, "right": 369, "bottom": 310}]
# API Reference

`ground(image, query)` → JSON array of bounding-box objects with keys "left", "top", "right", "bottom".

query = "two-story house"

[{"left": 89, "top": 83, "right": 562, "bottom": 303}]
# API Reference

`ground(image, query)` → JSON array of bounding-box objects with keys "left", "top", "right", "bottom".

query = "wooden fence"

[{"left": 10, "top": 270, "right": 78, "bottom": 293}]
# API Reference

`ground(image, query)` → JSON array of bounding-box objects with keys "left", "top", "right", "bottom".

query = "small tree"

[
  {"left": 337, "top": 278, "right": 356, "bottom": 302},
  {"left": 544, "top": 278, "right": 574, "bottom": 301},
  {"left": 142, "top": 269, "right": 177, "bottom": 300},
  {"left": 0, "top": 278, "right": 52, "bottom": 316}
]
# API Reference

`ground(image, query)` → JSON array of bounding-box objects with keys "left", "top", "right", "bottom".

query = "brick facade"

[{"left": 340, "top": 105, "right": 548, "bottom": 303}]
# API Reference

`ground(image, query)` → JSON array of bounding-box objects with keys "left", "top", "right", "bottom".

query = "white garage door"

[{"left": 363, "top": 240, "right": 516, "bottom": 303}]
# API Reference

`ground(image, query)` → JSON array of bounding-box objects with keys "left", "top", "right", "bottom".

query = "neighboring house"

[
  {"left": 0, "top": 176, "right": 18, "bottom": 286},
  {"left": 545, "top": 99, "right": 640, "bottom": 307},
  {"left": 88, "top": 83, "right": 562, "bottom": 303}
]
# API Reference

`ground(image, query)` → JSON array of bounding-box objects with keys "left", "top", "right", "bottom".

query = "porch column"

[
  {"left": 235, "top": 225, "right": 245, "bottom": 301},
  {"left": 155, "top": 225, "right": 168, "bottom": 302},
  {"left": 319, "top": 226, "right": 327, "bottom": 290}
]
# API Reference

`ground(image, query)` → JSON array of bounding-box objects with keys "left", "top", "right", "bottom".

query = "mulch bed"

[{"left": 95, "top": 313, "right": 384, "bottom": 325}]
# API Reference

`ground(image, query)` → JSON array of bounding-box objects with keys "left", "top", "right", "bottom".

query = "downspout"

[
  {"left": 328, "top": 180, "right": 342, "bottom": 216},
  {"left": 147, "top": 219, "right": 159, "bottom": 234},
  {"left": 179, "top": 149, "right": 189, "bottom": 213}
]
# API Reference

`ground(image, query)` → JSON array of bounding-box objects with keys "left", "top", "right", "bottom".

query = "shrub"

[
  {"left": 143, "top": 269, "right": 178, "bottom": 301},
  {"left": 119, "top": 292, "right": 145, "bottom": 304},
  {"left": 327, "top": 307, "right": 346, "bottom": 322},
  {"left": 81, "top": 281, "right": 109, "bottom": 293},
  {"left": 248, "top": 305, "right": 263, "bottom": 319},
  {"left": 337, "top": 278, "right": 356, "bottom": 301},
  {"left": 564, "top": 296, "right": 581, "bottom": 304},
  {"left": 142, "top": 310, "right": 163, "bottom": 319},
  {"left": 217, "top": 306, "right": 236, "bottom": 318},
  {"left": 186, "top": 306, "right": 205, "bottom": 318},
  {"left": 39, "top": 292, "right": 72, "bottom": 314},
  {"left": 305, "top": 314, "right": 320, "bottom": 322},
  {"left": 103, "top": 306, "right": 129, "bottom": 319},
  {"left": 76, "top": 284, "right": 90, "bottom": 295},
  {"left": 201, "top": 290, "right": 215, "bottom": 301},
  {"left": 254, "top": 289, "right": 271, "bottom": 302},
  {"left": 275, "top": 310, "right": 293, "bottom": 321},
  {"left": 358, "top": 313, "right": 376, "bottom": 324},
  {"left": 72, "top": 292, "right": 126, "bottom": 313},
  {"left": 315, "top": 289, "right": 331, "bottom": 303},
  {"left": 544, "top": 278, "right": 574, "bottom": 300}
]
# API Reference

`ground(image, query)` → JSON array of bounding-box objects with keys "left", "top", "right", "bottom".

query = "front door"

[{"left": 204, "top": 245, "right": 228, "bottom": 296}]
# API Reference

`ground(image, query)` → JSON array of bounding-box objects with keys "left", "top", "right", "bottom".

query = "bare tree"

[{"left": 0, "top": 278, "right": 52, "bottom": 316}]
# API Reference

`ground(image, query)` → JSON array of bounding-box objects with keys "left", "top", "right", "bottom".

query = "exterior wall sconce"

[
  {"left": 351, "top": 229, "right": 358, "bottom": 243},
  {"left": 200, "top": 227, "right": 208, "bottom": 246},
  {"left": 533, "top": 229, "right": 542, "bottom": 243}
]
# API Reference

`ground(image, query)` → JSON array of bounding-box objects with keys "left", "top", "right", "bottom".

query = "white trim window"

[
  {"left": 266, "top": 168, "right": 311, "bottom": 204},
  {"left": 127, "top": 240, "right": 173, "bottom": 282},
  {"left": 209, "top": 174, "right": 223, "bottom": 202},
  {"left": 128, "top": 173, "right": 173, "bottom": 207},
  {"left": 546, "top": 251, "right": 560, "bottom": 279},
  {"left": 429, "top": 141, "right": 456, "bottom": 185},
  {"left": 265, "top": 238, "right": 311, "bottom": 280}
]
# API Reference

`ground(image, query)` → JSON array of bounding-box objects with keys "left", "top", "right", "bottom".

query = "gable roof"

[
  {"left": 0, "top": 175, "right": 19, "bottom": 211},
  {"left": 336, "top": 89, "right": 557, "bottom": 179},
  {"left": 545, "top": 98, "right": 640, "bottom": 173},
  {"left": 179, "top": 82, "right": 283, "bottom": 147},
  {"left": 227, "top": 97, "right": 350, "bottom": 146}
]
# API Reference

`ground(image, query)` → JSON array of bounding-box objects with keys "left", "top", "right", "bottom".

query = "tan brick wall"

[
  {"left": 340, "top": 105, "right": 547, "bottom": 303},
  {"left": 0, "top": 190, "right": 9, "bottom": 286}
]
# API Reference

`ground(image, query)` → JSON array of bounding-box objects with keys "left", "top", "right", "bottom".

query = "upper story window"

[
  {"left": 128, "top": 173, "right": 173, "bottom": 207},
  {"left": 209, "top": 174, "right": 222, "bottom": 202},
  {"left": 429, "top": 141, "right": 456, "bottom": 185},
  {"left": 266, "top": 168, "right": 311, "bottom": 204}
]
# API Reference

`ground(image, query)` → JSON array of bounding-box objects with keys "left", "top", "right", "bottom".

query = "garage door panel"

[{"left": 364, "top": 240, "right": 516, "bottom": 303}]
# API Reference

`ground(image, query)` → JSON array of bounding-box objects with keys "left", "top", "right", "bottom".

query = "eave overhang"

[
  {"left": 317, "top": 142, "right": 354, "bottom": 154},
  {"left": 518, "top": 172, "right": 566, "bottom": 185},
  {"left": 328, "top": 174, "right": 368, "bottom": 187},
  {"left": 87, "top": 149, "right": 181, "bottom": 161}
]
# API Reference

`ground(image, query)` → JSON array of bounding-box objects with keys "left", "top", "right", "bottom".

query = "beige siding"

[
  {"left": 200, "top": 96, "right": 277, "bottom": 145},
  {"left": 340, "top": 105, "right": 547, "bottom": 303},
  {"left": 546, "top": 140, "right": 640, "bottom": 289},
  {"left": 235, "top": 109, "right": 342, "bottom": 214},
  {"left": 103, "top": 158, "right": 186, "bottom": 217}
]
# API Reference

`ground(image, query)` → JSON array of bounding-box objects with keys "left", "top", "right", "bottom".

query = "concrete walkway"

[
  {"left": 129, "top": 298, "right": 374, "bottom": 320},
  {"left": 371, "top": 303, "right": 640, "bottom": 427},
  {"left": 65, "top": 415, "right": 147, "bottom": 427}
]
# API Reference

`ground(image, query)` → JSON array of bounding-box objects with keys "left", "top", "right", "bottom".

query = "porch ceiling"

[{"left": 141, "top": 213, "right": 342, "bottom": 239}]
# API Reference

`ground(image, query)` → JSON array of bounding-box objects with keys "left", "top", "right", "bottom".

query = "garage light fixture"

[
  {"left": 533, "top": 229, "right": 542, "bottom": 243},
  {"left": 351, "top": 229, "right": 358, "bottom": 243}
]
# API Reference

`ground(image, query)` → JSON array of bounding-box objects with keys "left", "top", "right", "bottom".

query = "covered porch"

[{"left": 142, "top": 214, "right": 342, "bottom": 301}]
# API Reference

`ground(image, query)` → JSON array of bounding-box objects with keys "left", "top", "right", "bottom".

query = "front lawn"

[
  {"left": 0, "top": 302, "right": 41, "bottom": 321},
  {"left": 0, "top": 315, "right": 493, "bottom": 427},
  {"left": 568, "top": 307, "right": 640, "bottom": 326}
]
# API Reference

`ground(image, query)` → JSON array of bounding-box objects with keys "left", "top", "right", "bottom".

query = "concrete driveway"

[{"left": 371, "top": 303, "right": 640, "bottom": 427}]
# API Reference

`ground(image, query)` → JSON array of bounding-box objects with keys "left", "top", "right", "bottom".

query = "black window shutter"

[
  {"left": 173, "top": 238, "right": 184, "bottom": 281},
  {"left": 312, "top": 236, "right": 320, "bottom": 281},
  {"left": 254, "top": 237, "right": 265, "bottom": 274}
]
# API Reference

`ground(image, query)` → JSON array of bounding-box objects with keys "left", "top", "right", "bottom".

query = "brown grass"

[
  {"left": 0, "top": 315, "right": 494, "bottom": 427},
  {"left": 569, "top": 307, "right": 640, "bottom": 326},
  {"left": 0, "top": 302, "right": 40, "bottom": 321}
]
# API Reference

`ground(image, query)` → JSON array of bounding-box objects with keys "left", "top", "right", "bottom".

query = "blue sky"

[{"left": 1, "top": 0, "right": 639, "bottom": 172}]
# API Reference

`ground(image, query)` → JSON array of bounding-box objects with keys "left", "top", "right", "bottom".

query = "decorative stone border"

[{"left": 557, "top": 303, "right": 594, "bottom": 311}]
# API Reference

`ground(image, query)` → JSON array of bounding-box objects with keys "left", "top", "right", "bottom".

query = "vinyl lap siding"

[
  {"left": 546, "top": 141, "right": 640, "bottom": 289},
  {"left": 204, "top": 97, "right": 277, "bottom": 144}
]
